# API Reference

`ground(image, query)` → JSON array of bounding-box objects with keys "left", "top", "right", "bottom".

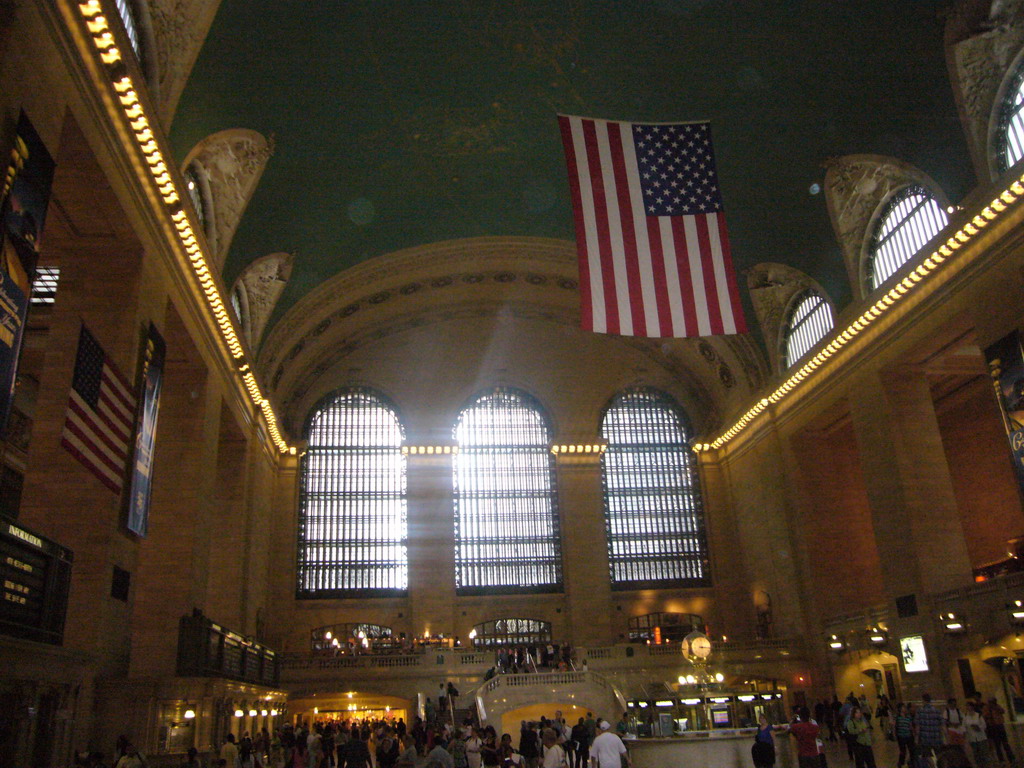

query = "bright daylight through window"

[
  {"left": 601, "top": 389, "right": 709, "bottom": 589},
  {"left": 453, "top": 388, "right": 562, "bottom": 595},
  {"left": 297, "top": 389, "right": 408, "bottom": 597}
]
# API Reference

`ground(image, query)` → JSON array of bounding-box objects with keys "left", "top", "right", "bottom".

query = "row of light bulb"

[
  {"left": 76, "top": 1, "right": 292, "bottom": 455},
  {"left": 677, "top": 672, "right": 725, "bottom": 685},
  {"left": 696, "top": 179, "right": 1024, "bottom": 452},
  {"left": 233, "top": 708, "right": 279, "bottom": 718}
]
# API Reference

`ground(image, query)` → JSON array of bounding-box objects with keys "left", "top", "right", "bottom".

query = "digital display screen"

[
  {"left": 712, "top": 708, "right": 730, "bottom": 725},
  {"left": 899, "top": 635, "right": 929, "bottom": 672}
]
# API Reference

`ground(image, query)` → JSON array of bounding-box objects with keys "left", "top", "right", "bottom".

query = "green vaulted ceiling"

[{"left": 170, "top": 0, "right": 973, "bottom": 333}]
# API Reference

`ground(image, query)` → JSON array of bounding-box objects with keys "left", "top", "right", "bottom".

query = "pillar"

[
  {"left": 406, "top": 453, "right": 457, "bottom": 639},
  {"left": 849, "top": 368, "right": 974, "bottom": 698},
  {"left": 849, "top": 368, "right": 973, "bottom": 597},
  {"left": 129, "top": 304, "right": 221, "bottom": 677},
  {"left": 556, "top": 454, "right": 613, "bottom": 645}
]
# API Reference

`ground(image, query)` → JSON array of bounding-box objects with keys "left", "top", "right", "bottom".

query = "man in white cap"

[{"left": 589, "top": 719, "right": 630, "bottom": 768}]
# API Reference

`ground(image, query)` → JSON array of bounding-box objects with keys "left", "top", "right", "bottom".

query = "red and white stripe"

[
  {"left": 559, "top": 115, "right": 747, "bottom": 338},
  {"left": 61, "top": 362, "right": 136, "bottom": 494}
]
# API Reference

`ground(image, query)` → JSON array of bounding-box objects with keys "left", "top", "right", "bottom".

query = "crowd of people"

[
  {"left": 752, "top": 691, "right": 1016, "bottom": 768},
  {"left": 188, "top": 710, "right": 630, "bottom": 768},
  {"left": 76, "top": 709, "right": 631, "bottom": 768},
  {"left": 492, "top": 643, "right": 577, "bottom": 675}
]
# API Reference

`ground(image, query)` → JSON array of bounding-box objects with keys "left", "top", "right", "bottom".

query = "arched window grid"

[
  {"left": 600, "top": 388, "right": 710, "bottom": 590},
  {"left": 471, "top": 618, "right": 552, "bottom": 648},
  {"left": 296, "top": 388, "right": 408, "bottom": 598},
  {"left": 999, "top": 63, "right": 1024, "bottom": 172},
  {"left": 627, "top": 612, "right": 705, "bottom": 643},
  {"left": 452, "top": 387, "right": 563, "bottom": 595},
  {"left": 114, "top": 0, "right": 142, "bottom": 60},
  {"left": 311, "top": 623, "right": 392, "bottom": 652},
  {"left": 866, "top": 185, "right": 948, "bottom": 291},
  {"left": 783, "top": 290, "right": 833, "bottom": 369},
  {"left": 184, "top": 165, "right": 206, "bottom": 232}
]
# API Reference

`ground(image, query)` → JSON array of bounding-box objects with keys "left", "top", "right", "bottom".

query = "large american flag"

[
  {"left": 61, "top": 325, "right": 137, "bottom": 494},
  {"left": 558, "top": 115, "right": 747, "bottom": 337}
]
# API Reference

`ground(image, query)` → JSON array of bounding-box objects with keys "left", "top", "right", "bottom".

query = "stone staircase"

[{"left": 473, "top": 670, "right": 628, "bottom": 731}]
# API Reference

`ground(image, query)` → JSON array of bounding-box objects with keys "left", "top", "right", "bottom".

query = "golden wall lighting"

[
  {"left": 551, "top": 443, "right": 607, "bottom": 454},
  {"left": 696, "top": 178, "right": 1020, "bottom": 452},
  {"left": 943, "top": 612, "right": 966, "bottom": 633},
  {"left": 400, "top": 445, "right": 459, "bottom": 455},
  {"left": 76, "top": 1, "right": 291, "bottom": 453},
  {"left": 1008, "top": 600, "right": 1024, "bottom": 625}
]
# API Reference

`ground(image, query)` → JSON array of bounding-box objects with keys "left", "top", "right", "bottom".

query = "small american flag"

[
  {"left": 558, "top": 115, "right": 747, "bottom": 337},
  {"left": 61, "top": 325, "right": 136, "bottom": 494}
]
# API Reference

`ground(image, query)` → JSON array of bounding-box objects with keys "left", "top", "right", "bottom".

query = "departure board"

[{"left": 0, "top": 517, "right": 72, "bottom": 644}]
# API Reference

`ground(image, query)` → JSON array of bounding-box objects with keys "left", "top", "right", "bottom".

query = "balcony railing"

[
  {"left": 278, "top": 638, "right": 803, "bottom": 678},
  {"left": 483, "top": 670, "right": 615, "bottom": 693}
]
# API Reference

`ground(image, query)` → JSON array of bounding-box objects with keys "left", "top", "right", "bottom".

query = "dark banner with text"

[
  {"left": 985, "top": 330, "right": 1024, "bottom": 496},
  {"left": 124, "top": 323, "right": 165, "bottom": 537},
  {"left": 0, "top": 112, "right": 55, "bottom": 437}
]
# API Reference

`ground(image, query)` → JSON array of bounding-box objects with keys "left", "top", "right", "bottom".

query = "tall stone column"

[
  {"left": 556, "top": 454, "right": 613, "bottom": 645},
  {"left": 129, "top": 311, "right": 221, "bottom": 677},
  {"left": 849, "top": 369, "right": 972, "bottom": 596},
  {"left": 406, "top": 453, "right": 457, "bottom": 639},
  {"left": 848, "top": 368, "right": 974, "bottom": 698}
]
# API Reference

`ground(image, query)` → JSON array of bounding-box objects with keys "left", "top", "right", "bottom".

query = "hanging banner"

[
  {"left": 985, "top": 331, "right": 1024, "bottom": 495},
  {"left": 0, "top": 112, "right": 55, "bottom": 436},
  {"left": 124, "top": 323, "right": 165, "bottom": 537}
]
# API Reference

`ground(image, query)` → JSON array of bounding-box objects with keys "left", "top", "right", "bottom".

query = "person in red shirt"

[{"left": 790, "top": 707, "right": 821, "bottom": 768}]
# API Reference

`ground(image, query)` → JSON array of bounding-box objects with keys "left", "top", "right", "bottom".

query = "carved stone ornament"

[
  {"left": 746, "top": 262, "right": 833, "bottom": 375},
  {"left": 232, "top": 252, "right": 294, "bottom": 350},
  {"left": 254, "top": 236, "right": 767, "bottom": 436},
  {"left": 823, "top": 154, "right": 948, "bottom": 299},
  {"left": 149, "top": 0, "right": 223, "bottom": 127},
  {"left": 950, "top": 1, "right": 1024, "bottom": 178},
  {"left": 182, "top": 129, "right": 275, "bottom": 270}
]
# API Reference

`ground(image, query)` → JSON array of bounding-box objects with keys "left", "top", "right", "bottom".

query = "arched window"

[
  {"left": 866, "top": 185, "right": 948, "bottom": 291},
  {"left": 471, "top": 618, "right": 552, "bottom": 648},
  {"left": 600, "top": 388, "right": 709, "bottom": 589},
  {"left": 998, "top": 63, "right": 1024, "bottom": 171},
  {"left": 297, "top": 388, "right": 407, "bottom": 598},
  {"left": 114, "top": 0, "right": 142, "bottom": 60},
  {"left": 311, "top": 623, "right": 393, "bottom": 652},
  {"left": 184, "top": 164, "right": 206, "bottom": 232},
  {"left": 453, "top": 388, "right": 562, "bottom": 595},
  {"left": 783, "top": 290, "right": 833, "bottom": 368},
  {"left": 627, "top": 612, "right": 704, "bottom": 643}
]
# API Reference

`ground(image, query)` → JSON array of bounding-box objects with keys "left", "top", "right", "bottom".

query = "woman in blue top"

[{"left": 752, "top": 714, "right": 775, "bottom": 768}]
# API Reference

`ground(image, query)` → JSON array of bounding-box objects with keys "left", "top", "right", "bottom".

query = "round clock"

[{"left": 684, "top": 631, "right": 712, "bottom": 659}]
